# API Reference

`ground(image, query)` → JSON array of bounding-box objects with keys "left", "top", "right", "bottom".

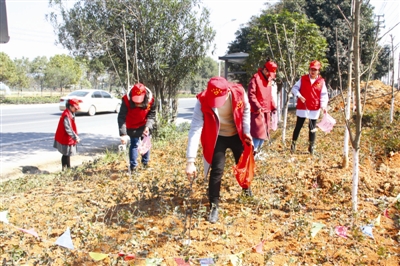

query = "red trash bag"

[
  {"left": 233, "top": 144, "right": 255, "bottom": 189},
  {"left": 138, "top": 135, "right": 151, "bottom": 155}
]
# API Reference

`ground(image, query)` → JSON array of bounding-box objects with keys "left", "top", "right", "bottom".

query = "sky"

[{"left": 0, "top": 0, "right": 399, "bottom": 74}]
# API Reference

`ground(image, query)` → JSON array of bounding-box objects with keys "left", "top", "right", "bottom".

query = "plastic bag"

[
  {"left": 317, "top": 113, "right": 336, "bottom": 133},
  {"left": 232, "top": 144, "right": 255, "bottom": 189},
  {"left": 138, "top": 135, "right": 152, "bottom": 155},
  {"left": 271, "top": 111, "right": 278, "bottom": 131}
]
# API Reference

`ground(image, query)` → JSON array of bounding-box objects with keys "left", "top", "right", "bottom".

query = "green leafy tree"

[
  {"left": 374, "top": 45, "right": 390, "bottom": 80},
  {"left": 271, "top": 0, "right": 377, "bottom": 87},
  {"left": 13, "top": 57, "right": 30, "bottom": 89},
  {"left": 49, "top": 0, "right": 214, "bottom": 120},
  {"left": 30, "top": 56, "right": 48, "bottom": 93},
  {"left": 0, "top": 52, "right": 18, "bottom": 86},
  {"left": 45, "top": 54, "right": 82, "bottom": 92},
  {"left": 180, "top": 56, "right": 218, "bottom": 94}
]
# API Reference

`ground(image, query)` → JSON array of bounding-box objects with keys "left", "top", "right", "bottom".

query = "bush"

[{"left": 364, "top": 110, "right": 400, "bottom": 156}]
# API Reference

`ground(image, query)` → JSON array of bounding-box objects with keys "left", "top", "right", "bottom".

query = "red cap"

[
  {"left": 68, "top": 98, "right": 82, "bottom": 110},
  {"left": 206, "top": 77, "right": 229, "bottom": 108},
  {"left": 130, "top": 83, "right": 146, "bottom": 103},
  {"left": 309, "top": 60, "right": 321, "bottom": 70},
  {"left": 264, "top": 61, "right": 278, "bottom": 79}
]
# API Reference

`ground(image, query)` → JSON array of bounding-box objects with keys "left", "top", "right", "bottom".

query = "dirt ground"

[{"left": 0, "top": 80, "right": 399, "bottom": 265}]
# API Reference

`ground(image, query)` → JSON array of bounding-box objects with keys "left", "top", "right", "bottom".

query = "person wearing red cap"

[
  {"left": 248, "top": 58, "right": 278, "bottom": 159},
  {"left": 290, "top": 60, "right": 329, "bottom": 154},
  {"left": 118, "top": 83, "right": 156, "bottom": 171},
  {"left": 186, "top": 76, "right": 252, "bottom": 223},
  {"left": 54, "top": 98, "right": 82, "bottom": 170}
]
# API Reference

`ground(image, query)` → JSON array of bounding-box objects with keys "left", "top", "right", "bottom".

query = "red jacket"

[
  {"left": 296, "top": 75, "right": 325, "bottom": 110},
  {"left": 55, "top": 109, "right": 78, "bottom": 145},
  {"left": 248, "top": 69, "right": 276, "bottom": 112},
  {"left": 197, "top": 83, "right": 247, "bottom": 164},
  {"left": 122, "top": 95, "right": 155, "bottom": 129},
  {"left": 248, "top": 69, "right": 276, "bottom": 139}
]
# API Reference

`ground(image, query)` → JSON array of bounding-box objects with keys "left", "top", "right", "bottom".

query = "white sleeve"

[
  {"left": 320, "top": 81, "right": 329, "bottom": 108},
  {"left": 186, "top": 100, "right": 204, "bottom": 162},
  {"left": 291, "top": 79, "right": 302, "bottom": 98}
]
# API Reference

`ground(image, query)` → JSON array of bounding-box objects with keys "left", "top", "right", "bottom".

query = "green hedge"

[{"left": 0, "top": 96, "right": 61, "bottom": 104}]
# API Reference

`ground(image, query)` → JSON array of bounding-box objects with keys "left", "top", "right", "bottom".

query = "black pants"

[
  {"left": 292, "top": 116, "right": 317, "bottom": 142},
  {"left": 209, "top": 134, "right": 243, "bottom": 206},
  {"left": 61, "top": 155, "right": 71, "bottom": 170}
]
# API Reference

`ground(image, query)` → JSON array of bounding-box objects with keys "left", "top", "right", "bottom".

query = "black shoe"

[
  {"left": 208, "top": 207, "right": 219, "bottom": 223},
  {"left": 242, "top": 188, "right": 253, "bottom": 197}
]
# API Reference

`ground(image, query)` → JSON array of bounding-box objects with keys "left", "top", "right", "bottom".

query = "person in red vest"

[
  {"left": 291, "top": 60, "right": 329, "bottom": 154},
  {"left": 118, "top": 83, "right": 156, "bottom": 171},
  {"left": 186, "top": 77, "right": 252, "bottom": 223},
  {"left": 248, "top": 59, "right": 278, "bottom": 160},
  {"left": 54, "top": 98, "right": 82, "bottom": 171}
]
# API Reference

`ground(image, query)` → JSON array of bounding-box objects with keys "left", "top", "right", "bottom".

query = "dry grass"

[{"left": 0, "top": 80, "right": 399, "bottom": 265}]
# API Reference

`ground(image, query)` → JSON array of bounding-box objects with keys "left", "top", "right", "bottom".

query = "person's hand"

[
  {"left": 186, "top": 162, "right": 197, "bottom": 180},
  {"left": 256, "top": 108, "right": 264, "bottom": 114},
  {"left": 76, "top": 137, "right": 81, "bottom": 143},
  {"left": 120, "top": 135, "right": 129, "bottom": 144},
  {"left": 299, "top": 96, "right": 306, "bottom": 103},
  {"left": 322, "top": 107, "right": 327, "bottom": 114},
  {"left": 143, "top": 127, "right": 150, "bottom": 137},
  {"left": 244, "top": 133, "right": 252, "bottom": 145}
]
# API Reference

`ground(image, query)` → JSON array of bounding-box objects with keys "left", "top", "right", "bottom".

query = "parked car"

[{"left": 59, "top": 89, "right": 121, "bottom": 116}]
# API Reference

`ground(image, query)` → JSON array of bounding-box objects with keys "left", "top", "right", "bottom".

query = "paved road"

[{"left": 0, "top": 99, "right": 196, "bottom": 181}]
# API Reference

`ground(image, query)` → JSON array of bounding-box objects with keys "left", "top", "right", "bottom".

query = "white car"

[{"left": 59, "top": 89, "right": 121, "bottom": 116}]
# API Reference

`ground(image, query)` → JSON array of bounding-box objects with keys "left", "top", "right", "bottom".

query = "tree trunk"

[{"left": 351, "top": 0, "right": 362, "bottom": 212}]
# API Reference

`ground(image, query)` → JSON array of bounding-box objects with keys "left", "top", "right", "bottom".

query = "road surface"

[{"left": 0, "top": 99, "right": 196, "bottom": 181}]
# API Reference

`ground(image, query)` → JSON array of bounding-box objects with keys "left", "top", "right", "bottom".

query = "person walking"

[
  {"left": 290, "top": 60, "right": 329, "bottom": 155},
  {"left": 54, "top": 98, "right": 82, "bottom": 171},
  {"left": 118, "top": 83, "right": 156, "bottom": 171},
  {"left": 248, "top": 59, "right": 278, "bottom": 159},
  {"left": 185, "top": 77, "right": 252, "bottom": 224}
]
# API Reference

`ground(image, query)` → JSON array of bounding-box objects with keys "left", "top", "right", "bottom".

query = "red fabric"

[
  {"left": 54, "top": 109, "right": 78, "bottom": 145},
  {"left": 248, "top": 69, "right": 275, "bottom": 139},
  {"left": 197, "top": 83, "right": 247, "bottom": 164},
  {"left": 233, "top": 144, "right": 255, "bottom": 189},
  {"left": 122, "top": 95, "right": 154, "bottom": 129},
  {"left": 296, "top": 75, "right": 325, "bottom": 111}
]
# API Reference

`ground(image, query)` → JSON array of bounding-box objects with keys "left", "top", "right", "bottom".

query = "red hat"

[
  {"left": 206, "top": 77, "right": 230, "bottom": 108},
  {"left": 264, "top": 61, "right": 278, "bottom": 79},
  {"left": 130, "top": 83, "right": 146, "bottom": 103},
  {"left": 309, "top": 60, "right": 321, "bottom": 70},
  {"left": 68, "top": 98, "right": 82, "bottom": 110}
]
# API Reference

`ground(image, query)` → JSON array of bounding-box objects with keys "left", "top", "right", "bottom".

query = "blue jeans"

[
  {"left": 129, "top": 136, "right": 150, "bottom": 169},
  {"left": 252, "top": 138, "right": 264, "bottom": 152}
]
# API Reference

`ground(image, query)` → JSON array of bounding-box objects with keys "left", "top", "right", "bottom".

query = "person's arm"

[
  {"left": 185, "top": 100, "right": 204, "bottom": 178},
  {"left": 117, "top": 99, "right": 128, "bottom": 136},
  {"left": 242, "top": 88, "right": 252, "bottom": 144},
  {"left": 271, "top": 81, "right": 278, "bottom": 111},
  {"left": 320, "top": 81, "right": 329, "bottom": 113},
  {"left": 64, "top": 116, "right": 79, "bottom": 141},
  {"left": 291, "top": 79, "right": 305, "bottom": 102},
  {"left": 144, "top": 98, "right": 157, "bottom": 135},
  {"left": 248, "top": 78, "right": 262, "bottom": 113}
]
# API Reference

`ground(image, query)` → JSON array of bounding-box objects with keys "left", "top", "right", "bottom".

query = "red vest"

[
  {"left": 55, "top": 109, "right": 78, "bottom": 145},
  {"left": 197, "top": 84, "right": 246, "bottom": 164},
  {"left": 250, "top": 69, "right": 275, "bottom": 112},
  {"left": 122, "top": 96, "right": 154, "bottom": 129},
  {"left": 296, "top": 75, "right": 325, "bottom": 110}
]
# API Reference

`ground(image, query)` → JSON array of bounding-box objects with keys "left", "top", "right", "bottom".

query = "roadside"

[{"left": 1, "top": 135, "right": 120, "bottom": 183}]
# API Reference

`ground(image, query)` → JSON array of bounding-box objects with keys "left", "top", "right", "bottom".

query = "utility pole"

[{"left": 374, "top": 14, "right": 386, "bottom": 82}]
